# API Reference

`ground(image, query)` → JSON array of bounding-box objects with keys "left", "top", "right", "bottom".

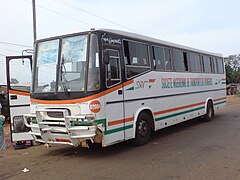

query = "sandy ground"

[{"left": 0, "top": 95, "right": 240, "bottom": 180}]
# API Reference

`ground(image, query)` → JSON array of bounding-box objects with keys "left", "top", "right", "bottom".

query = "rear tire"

[
  {"left": 204, "top": 101, "right": 214, "bottom": 122},
  {"left": 132, "top": 112, "right": 151, "bottom": 146}
]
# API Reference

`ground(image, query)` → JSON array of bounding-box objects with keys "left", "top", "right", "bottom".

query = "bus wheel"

[
  {"left": 132, "top": 112, "right": 151, "bottom": 146},
  {"left": 204, "top": 101, "right": 214, "bottom": 121}
]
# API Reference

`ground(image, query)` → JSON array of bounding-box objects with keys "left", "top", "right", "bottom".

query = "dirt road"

[{"left": 1, "top": 96, "right": 240, "bottom": 180}]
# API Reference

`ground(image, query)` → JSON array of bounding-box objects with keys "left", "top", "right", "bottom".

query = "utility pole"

[{"left": 32, "top": 0, "right": 37, "bottom": 42}]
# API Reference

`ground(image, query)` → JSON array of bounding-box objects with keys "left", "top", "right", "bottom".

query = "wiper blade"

[
  {"left": 61, "top": 55, "right": 67, "bottom": 81},
  {"left": 63, "top": 83, "right": 70, "bottom": 96},
  {"left": 60, "top": 55, "right": 70, "bottom": 96}
]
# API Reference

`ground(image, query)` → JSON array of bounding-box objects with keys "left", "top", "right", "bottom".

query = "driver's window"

[{"left": 106, "top": 50, "right": 121, "bottom": 87}]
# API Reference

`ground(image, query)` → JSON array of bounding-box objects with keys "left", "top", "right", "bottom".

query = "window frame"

[
  {"left": 172, "top": 49, "right": 189, "bottom": 72},
  {"left": 152, "top": 45, "right": 165, "bottom": 71},
  {"left": 123, "top": 39, "right": 151, "bottom": 80},
  {"left": 202, "top": 55, "right": 212, "bottom": 74},
  {"left": 217, "top": 57, "right": 224, "bottom": 74},
  {"left": 188, "top": 52, "right": 202, "bottom": 73},
  {"left": 152, "top": 45, "right": 173, "bottom": 72},
  {"left": 105, "top": 49, "right": 122, "bottom": 88}
]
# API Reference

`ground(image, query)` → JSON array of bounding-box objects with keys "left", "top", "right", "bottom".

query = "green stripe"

[
  {"left": 105, "top": 124, "right": 133, "bottom": 135},
  {"left": 95, "top": 119, "right": 105, "bottom": 125},
  {"left": 71, "top": 118, "right": 105, "bottom": 126},
  {"left": 31, "top": 119, "right": 38, "bottom": 124},
  {"left": 156, "top": 106, "right": 205, "bottom": 121},
  {"left": 214, "top": 100, "right": 226, "bottom": 106},
  {"left": 126, "top": 86, "right": 134, "bottom": 91},
  {"left": 95, "top": 118, "right": 133, "bottom": 135},
  {"left": 71, "top": 121, "right": 94, "bottom": 126}
]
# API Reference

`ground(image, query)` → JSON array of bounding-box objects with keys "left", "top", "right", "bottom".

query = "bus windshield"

[{"left": 33, "top": 34, "right": 100, "bottom": 93}]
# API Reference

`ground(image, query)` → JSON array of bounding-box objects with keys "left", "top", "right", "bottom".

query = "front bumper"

[{"left": 23, "top": 109, "right": 100, "bottom": 147}]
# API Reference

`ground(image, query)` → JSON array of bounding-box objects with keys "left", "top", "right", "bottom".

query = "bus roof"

[{"left": 100, "top": 29, "right": 222, "bottom": 57}]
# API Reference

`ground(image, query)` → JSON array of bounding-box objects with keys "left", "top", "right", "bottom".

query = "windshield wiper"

[
  {"left": 60, "top": 55, "right": 70, "bottom": 96},
  {"left": 61, "top": 55, "right": 67, "bottom": 81}
]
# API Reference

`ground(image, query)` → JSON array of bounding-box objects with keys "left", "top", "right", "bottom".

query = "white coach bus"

[{"left": 24, "top": 29, "right": 226, "bottom": 148}]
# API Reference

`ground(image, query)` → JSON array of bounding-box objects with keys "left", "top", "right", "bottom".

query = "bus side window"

[
  {"left": 172, "top": 49, "right": 188, "bottom": 72},
  {"left": 123, "top": 40, "right": 150, "bottom": 78},
  {"left": 217, "top": 58, "right": 224, "bottom": 74},
  {"left": 189, "top": 52, "right": 201, "bottom": 73},
  {"left": 210, "top": 57, "right": 218, "bottom": 73},
  {"left": 164, "top": 48, "right": 172, "bottom": 71},
  {"left": 106, "top": 50, "right": 121, "bottom": 87},
  {"left": 202, "top": 55, "right": 211, "bottom": 73},
  {"left": 153, "top": 46, "right": 165, "bottom": 70}
]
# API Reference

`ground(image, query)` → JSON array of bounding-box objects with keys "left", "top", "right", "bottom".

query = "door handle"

[
  {"left": 10, "top": 95, "right": 17, "bottom": 100},
  {"left": 118, "top": 90, "right": 123, "bottom": 95}
]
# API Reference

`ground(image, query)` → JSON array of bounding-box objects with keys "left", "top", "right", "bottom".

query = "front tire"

[
  {"left": 204, "top": 101, "right": 214, "bottom": 121},
  {"left": 132, "top": 112, "right": 151, "bottom": 146}
]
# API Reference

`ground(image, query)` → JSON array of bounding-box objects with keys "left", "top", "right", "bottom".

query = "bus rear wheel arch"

[
  {"left": 204, "top": 100, "right": 214, "bottom": 122},
  {"left": 132, "top": 111, "right": 153, "bottom": 146}
]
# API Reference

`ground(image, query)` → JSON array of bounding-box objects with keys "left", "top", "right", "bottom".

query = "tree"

[{"left": 224, "top": 54, "right": 240, "bottom": 84}]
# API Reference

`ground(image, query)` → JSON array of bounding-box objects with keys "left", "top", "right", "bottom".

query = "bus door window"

[
  {"left": 105, "top": 50, "right": 121, "bottom": 87},
  {"left": 9, "top": 58, "right": 32, "bottom": 92}
]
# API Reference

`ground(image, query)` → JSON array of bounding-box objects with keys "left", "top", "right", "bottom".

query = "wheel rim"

[{"left": 138, "top": 120, "right": 148, "bottom": 137}]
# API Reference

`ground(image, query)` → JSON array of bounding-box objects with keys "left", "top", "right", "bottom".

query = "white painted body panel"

[{"left": 9, "top": 93, "right": 34, "bottom": 141}]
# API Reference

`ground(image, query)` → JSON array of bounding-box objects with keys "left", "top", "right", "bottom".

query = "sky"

[{"left": 0, "top": 0, "right": 240, "bottom": 84}]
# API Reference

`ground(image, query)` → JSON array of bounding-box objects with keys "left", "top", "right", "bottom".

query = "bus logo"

[{"left": 89, "top": 100, "right": 101, "bottom": 113}]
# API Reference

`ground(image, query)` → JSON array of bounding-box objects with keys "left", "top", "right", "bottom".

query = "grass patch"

[{"left": 235, "top": 94, "right": 240, "bottom": 97}]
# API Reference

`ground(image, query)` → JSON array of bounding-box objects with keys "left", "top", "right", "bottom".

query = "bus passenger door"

[
  {"left": 104, "top": 49, "right": 125, "bottom": 144},
  {"left": 6, "top": 56, "right": 34, "bottom": 143}
]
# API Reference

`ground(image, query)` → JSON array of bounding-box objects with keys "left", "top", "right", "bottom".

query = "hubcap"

[{"left": 138, "top": 120, "right": 148, "bottom": 137}]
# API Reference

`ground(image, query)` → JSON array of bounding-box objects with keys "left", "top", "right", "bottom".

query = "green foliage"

[{"left": 224, "top": 54, "right": 240, "bottom": 84}]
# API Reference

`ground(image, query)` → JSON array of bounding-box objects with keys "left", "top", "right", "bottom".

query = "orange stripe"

[
  {"left": 149, "top": 79, "right": 155, "bottom": 83},
  {"left": 154, "top": 97, "right": 226, "bottom": 116},
  {"left": 154, "top": 101, "right": 205, "bottom": 116},
  {"left": 213, "top": 97, "right": 226, "bottom": 102},
  {"left": 31, "top": 80, "right": 134, "bottom": 104},
  {"left": 108, "top": 117, "right": 134, "bottom": 126},
  {"left": 9, "top": 90, "right": 30, "bottom": 96}
]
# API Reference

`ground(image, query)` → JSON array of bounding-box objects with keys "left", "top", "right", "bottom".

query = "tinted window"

[
  {"left": 164, "top": 48, "right": 172, "bottom": 71},
  {"left": 189, "top": 52, "right": 202, "bottom": 72},
  {"left": 210, "top": 57, "right": 218, "bottom": 74},
  {"left": 106, "top": 50, "right": 121, "bottom": 87},
  {"left": 123, "top": 40, "right": 150, "bottom": 78},
  {"left": 153, "top": 46, "right": 164, "bottom": 70},
  {"left": 172, "top": 49, "right": 188, "bottom": 72},
  {"left": 9, "top": 58, "right": 32, "bottom": 92},
  {"left": 203, "top": 55, "right": 211, "bottom": 73},
  {"left": 217, "top": 58, "right": 224, "bottom": 74}
]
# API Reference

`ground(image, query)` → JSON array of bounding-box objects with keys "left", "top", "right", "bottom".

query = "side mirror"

[{"left": 103, "top": 50, "right": 109, "bottom": 64}]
